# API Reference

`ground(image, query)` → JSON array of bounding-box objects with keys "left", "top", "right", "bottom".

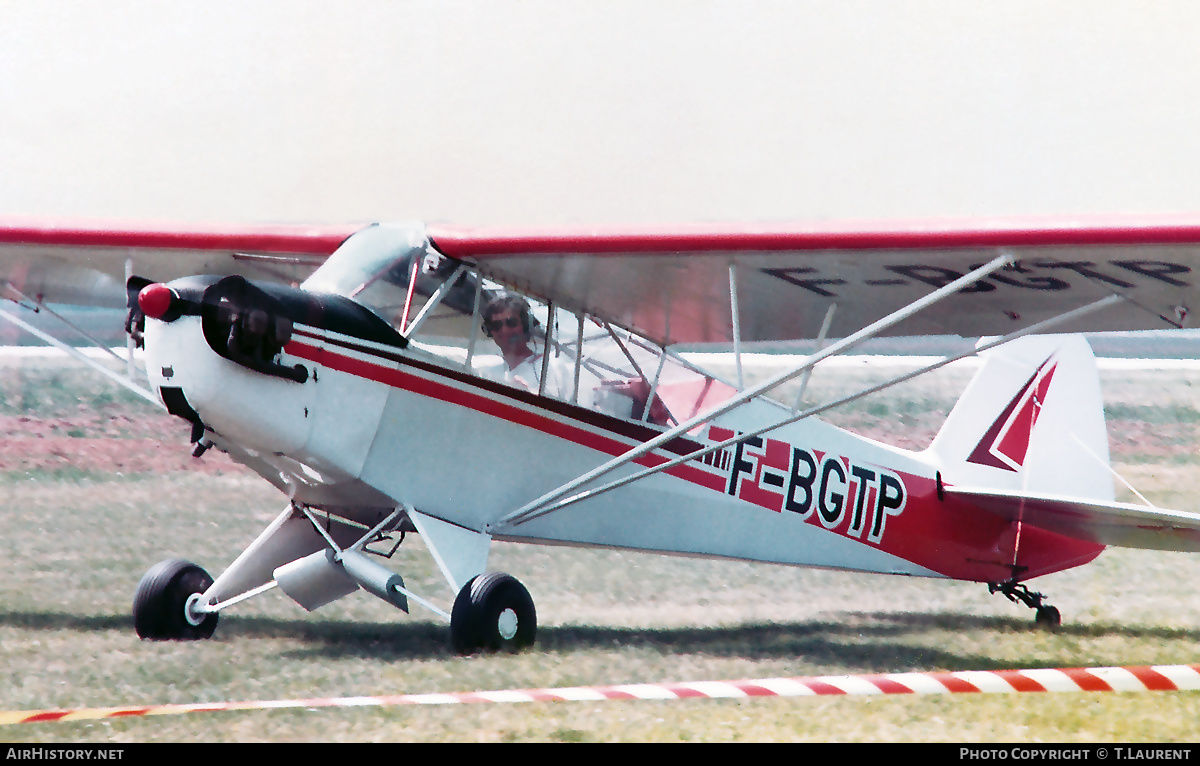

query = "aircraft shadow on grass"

[{"left": 1, "top": 609, "right": 1195, "bottom": 673}]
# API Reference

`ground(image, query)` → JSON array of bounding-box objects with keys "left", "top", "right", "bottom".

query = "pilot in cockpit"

[{"left": 480, "top": 292, "right": 573, "bottom": 400}]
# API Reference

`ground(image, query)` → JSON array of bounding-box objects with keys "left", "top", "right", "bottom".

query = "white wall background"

[{"left": 3, "top": 1, "right": 1199, "bottom": 226}]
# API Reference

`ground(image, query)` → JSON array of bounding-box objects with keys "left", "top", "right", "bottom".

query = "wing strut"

[
  {"left": 642, "top": 291, "right": 674, "bottom": 422},
  {"left": 296, "top": 504, "right": 451, "bottom": 620},
  {"left": 0, "top": 305, "right": 162, "bottom": 408},
  {"left": 571, "top": 311, "right": 585, "bottom": 404},
  {"left": 539, "top": 300, "right": 555, "bottom": 397},
  {"left": 464, "top": 270, "right": 485, "bottom": 371},
  {"left": 492, "top": 252, "right": 1017, "bottom": 531},
  {"left": 494, "top": 294, "right": 1125, "bottom": 527},
  {"left": 2, "top": 280, "right": 134, "bottom": 371},
  {"left": 125, "top": 257, "right": 136, "bottom": 379},
  {"left": 729, "top": 263, "right": 744, "bottom": 389},
  {"left": 792, "top": 303, "right": 836, "bottom": 413},
  {"left": 402, "top": 263, "right": 469, "bottom": 340}
]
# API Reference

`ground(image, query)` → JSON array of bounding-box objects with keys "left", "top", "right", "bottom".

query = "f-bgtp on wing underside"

[
  {"left": 948, "top": 487, "right": 1200, "bottom": 552},
  {"left": 429, "top": 214, "right": 1200, "bottom": 345}
]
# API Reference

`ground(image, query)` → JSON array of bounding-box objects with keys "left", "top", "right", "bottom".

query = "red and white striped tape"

[{"left": 5, "top": 663, "right": 1199, "bottom": 725}]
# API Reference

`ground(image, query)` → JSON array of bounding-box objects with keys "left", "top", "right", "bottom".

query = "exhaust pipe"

[
  {"left": 337, "top": 550, "right": 409, "bottom": 612},
  {"left": 274, "top": 549, "right": 409, "bottom": 613}
]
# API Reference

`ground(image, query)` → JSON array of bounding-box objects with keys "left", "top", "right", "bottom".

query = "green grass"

[
  {"left": 2, "top": 359, "right": 1200, "bottom": 741},
  {"left": 1104, "top": 403, "right": 1200, "bottom": 425},
  {"left": 3, "top": 485, "right": 1200, "bottom": 742},
  {"left": 0, "top": 366, "right": 147, "bottom": 417}
]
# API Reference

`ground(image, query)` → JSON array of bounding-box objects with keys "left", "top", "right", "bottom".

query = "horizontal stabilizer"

[{"left": 948, "top": 487, "right": 1200, "bottom": 552}]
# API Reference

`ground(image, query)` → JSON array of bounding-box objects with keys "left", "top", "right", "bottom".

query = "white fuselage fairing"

[{"left": 143, "top": 305, "right": 943, "bottom": 580}]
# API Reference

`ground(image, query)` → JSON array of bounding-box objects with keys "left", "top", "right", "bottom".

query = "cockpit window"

[
  {"left": 301, "top": 223, "right": 427, "bottom": 301},
  {"left": 302, "top": 226, "right": 738, "bottom": 428}
]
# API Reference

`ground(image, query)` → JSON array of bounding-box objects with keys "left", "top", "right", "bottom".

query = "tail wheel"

[
  {"left": 1035, "top": 605, "right": 1062, "bottom": 629},
  {"left": 989, "top": 580, "right": 1061, "bottom": 629},
  {"left": 133, "top": 558, "right": 218, "bottom": 640},
  {"left": 450, "top": 572, "right": 536, "bottom": 654}
]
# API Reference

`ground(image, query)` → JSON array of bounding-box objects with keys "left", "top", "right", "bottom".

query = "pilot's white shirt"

[{"left": 484, "top": 353, "right": 574, "bottom": 401}]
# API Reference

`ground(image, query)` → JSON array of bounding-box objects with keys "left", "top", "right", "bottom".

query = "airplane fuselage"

[{"left": 142, "top": 277, "right": 1104, "bottom": 588}]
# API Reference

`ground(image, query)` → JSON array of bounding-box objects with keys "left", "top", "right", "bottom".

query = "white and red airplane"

[{"left": 3, "top": 214, "right": 1200, "bottom": 652}]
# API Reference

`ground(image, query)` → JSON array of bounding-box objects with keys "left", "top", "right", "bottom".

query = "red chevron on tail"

[{"left": 966, "top": 356, "right": 1058, "bottom": 472}]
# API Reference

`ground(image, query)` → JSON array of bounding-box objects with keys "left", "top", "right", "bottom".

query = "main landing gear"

[
  {"left": 133, "top": 559, "right": 219, "bottom": 640},
  {"left": 131, "top": 555, "right": 539, "bottom": 654},
  {"left": 450, "top": 572, "right": 537, "bottom": 654},
  {"left": 989, "top": 581, "right": 1061, "bottom": 628}
]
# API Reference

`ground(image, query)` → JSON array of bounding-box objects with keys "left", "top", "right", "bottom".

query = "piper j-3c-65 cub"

[{"left": 4, "top": 214, "right": 1200, "bottom": 652}]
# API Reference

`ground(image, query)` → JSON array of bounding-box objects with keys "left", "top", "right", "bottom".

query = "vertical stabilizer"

[{"left": 924, "top": 335, "right": 1113, "bottom": 502}]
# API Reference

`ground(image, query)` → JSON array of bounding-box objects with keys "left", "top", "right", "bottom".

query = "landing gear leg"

[
  {"left": 988, "top": 581, "right": 1061, "bottom": 628},
  {"left": 450, "top": 572, "right": 537, "bottom": 654}
]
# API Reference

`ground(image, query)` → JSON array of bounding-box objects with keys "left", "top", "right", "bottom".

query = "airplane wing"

[
  {"left": 947, "top": 486, "right": 1200, "bottom": 553},
  {"left": 6, "top": 213, "right": 1200, "bottom": 347},
  {"left": 429, "top": 214, "right": 1200, "bottom": 345},
  {"left": 0, "top": 217, "right": 363, "bottom": 308}
]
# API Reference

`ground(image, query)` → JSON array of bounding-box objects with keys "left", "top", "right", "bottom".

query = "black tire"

[
  {"left": 450, "top": 572, "right": 536, "bottom": 654},
  {"left": 1035, "top": 605, "right": 1061, "bottom": 629},
  {"left": 133, "top": 558, "right": 218, "bottom": 640}
]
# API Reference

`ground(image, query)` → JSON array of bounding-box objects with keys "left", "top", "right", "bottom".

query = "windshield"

[{"left": 301, "top": 223, "right": 428, "bottom": 308}]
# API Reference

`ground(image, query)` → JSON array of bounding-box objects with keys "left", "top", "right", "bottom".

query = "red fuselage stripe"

[{"left": 284, "top": 340, "right": 728, "bottom": 492}]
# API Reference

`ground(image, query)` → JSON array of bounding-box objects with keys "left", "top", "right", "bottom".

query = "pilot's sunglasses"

[{"left": 485, "top": 316, "right": 522, "bottom": 331}]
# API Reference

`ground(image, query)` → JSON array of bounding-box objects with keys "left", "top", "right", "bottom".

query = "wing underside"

[
  {"left": 0, "top": 218, "right": 362, "bottom": 307},
  {"left": 5, "top": 214, "right": 1200, "bottom": 346},
  {"left": 429, "top": 216, "right": 1200, "bottom": 345}
]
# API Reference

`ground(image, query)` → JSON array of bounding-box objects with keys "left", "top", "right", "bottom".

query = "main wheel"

[
  {"left": 133, "top": 558, "right": 218, "bottom": 640},
  {"left": 450, "top": 572, "right": 536, "bottom": 654}
]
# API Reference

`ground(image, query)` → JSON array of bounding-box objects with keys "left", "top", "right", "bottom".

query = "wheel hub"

[
  {"left": 184, "top": 592, "right": 210, "bottom": 627},
  {"left": 497, "top": 607, "right": 519, "bottom": 640}
]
